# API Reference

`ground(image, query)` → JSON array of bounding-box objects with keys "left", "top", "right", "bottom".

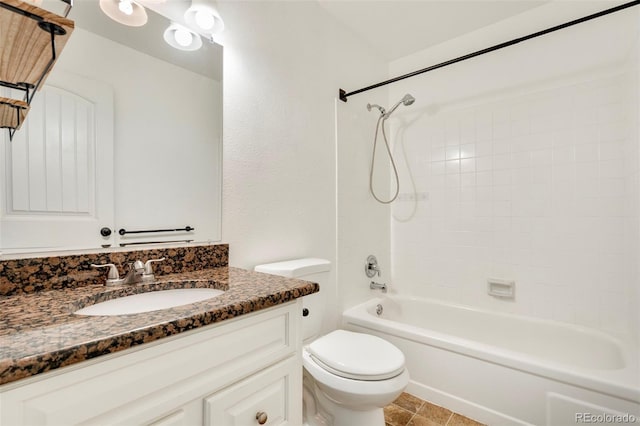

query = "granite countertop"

[{"left": 0, "top": 267, "right": 318, "bottom": 386}]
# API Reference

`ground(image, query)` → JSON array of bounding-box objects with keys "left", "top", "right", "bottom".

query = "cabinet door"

[
  {"left": 204, "top": 357, "right": 302, "bottom": 426},
  {"left": 0, "top": 69, "right": 114, "bottom": 251}
]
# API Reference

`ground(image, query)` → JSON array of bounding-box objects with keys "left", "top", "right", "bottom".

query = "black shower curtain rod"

[{"left": 338, "top": 0, "right": 640, "bottom": 103}]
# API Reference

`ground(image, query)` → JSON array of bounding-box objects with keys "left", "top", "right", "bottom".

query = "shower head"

[
  {"left": 384, "top": 93, "right": 415, "bottom": 118},
  {"left": 367, "top": 103, "right": 386, "bottom": 115},
  {"left": 401, "top": 94, "right": 415, "bottom": 106}
]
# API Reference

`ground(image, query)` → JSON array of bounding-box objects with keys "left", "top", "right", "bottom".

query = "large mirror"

[{"left": 0, "top": 1, "right": 222, "bottom": 254}]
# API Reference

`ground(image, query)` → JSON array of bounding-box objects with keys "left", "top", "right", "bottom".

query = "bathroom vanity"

[
  {"left": 1, "top": 301, "right": 302, "bottom": 425},
  {"left": 0, "top": 244, "right": 317, "bottom": 425}
]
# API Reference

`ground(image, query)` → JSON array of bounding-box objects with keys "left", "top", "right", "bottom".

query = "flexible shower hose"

[{"left": 369, "top": 114, "right": 400, "bottom": 204}]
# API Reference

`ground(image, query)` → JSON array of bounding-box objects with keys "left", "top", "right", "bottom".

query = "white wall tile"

[
  {"left": 446, "top": 159, "right": 460, "bottom": 174},
  {"left": 391, "top": 69, "right": 638, "bottom": 336},
  {"left": 575, "top": 143, "right": 599, "bottom": 162},
  {"left": 475, "top": 141, "right": 492, "bottom": 157},
  {"left": 446, "top": 146, "right": 460, "bottom": 160},
  {"left": 492, "top": 153, "right": 511, "bottom": 170},
  {"left": 431, "top": 146, "right": 446, "bottom": 162}
]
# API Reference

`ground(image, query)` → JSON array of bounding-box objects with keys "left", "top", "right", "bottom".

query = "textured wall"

[{"left": 216, "top": 1, "right": 386, "bottom": 331}]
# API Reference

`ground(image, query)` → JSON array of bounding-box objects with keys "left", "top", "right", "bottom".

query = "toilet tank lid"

[{"left": 254, "top": 258, "right": 331, "bottom": 278}]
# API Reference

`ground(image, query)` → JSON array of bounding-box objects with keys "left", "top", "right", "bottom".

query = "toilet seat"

[{"left": 307, "top": 330, "right": 405, "bottom": 381}]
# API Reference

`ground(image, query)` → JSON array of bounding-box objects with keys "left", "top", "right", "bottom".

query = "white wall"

[
  {"left": 387, "top": 2, "right": 639, "bottom": 336},
  {"left": 53, "top": 28, "right": 222, "bottom": 246},
  {"left": 216, "top": 1, "right": 386, "bottom": 331}
]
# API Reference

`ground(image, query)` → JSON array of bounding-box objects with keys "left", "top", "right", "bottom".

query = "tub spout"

[{"left": 370, "top": 281, "right": 387, "bottom": 293}]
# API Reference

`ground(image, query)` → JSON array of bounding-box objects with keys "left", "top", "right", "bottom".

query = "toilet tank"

[{"left": 254, "top": 258, "right": 331, "bottom": 342}]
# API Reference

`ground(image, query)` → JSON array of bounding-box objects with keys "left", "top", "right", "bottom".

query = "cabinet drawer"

[
  {"left": 204, "top": 357, "right": 302, "bottom": 426},
  {"left": 147, "top": 409, "right": 187, "bottom": 426}
]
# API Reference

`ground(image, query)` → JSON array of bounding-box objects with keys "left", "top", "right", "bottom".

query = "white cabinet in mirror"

[{"left": 0, "top": 1, "right": 222, "bottom": 254}]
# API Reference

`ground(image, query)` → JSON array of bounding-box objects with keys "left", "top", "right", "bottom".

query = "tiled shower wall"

[
  {"left": 391, "top": 61, "right": 639, "bottom": 336},
  {"left": 337, "top": 97, "right": 391, "bottom": 313},
  {"left": 627, "top": 43, "right": 640, "bottom": 338}
]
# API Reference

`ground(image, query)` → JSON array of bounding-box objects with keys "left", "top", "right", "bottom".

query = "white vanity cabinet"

[{"left": 0, "top": 300, "right": 303, "bottom": 426}]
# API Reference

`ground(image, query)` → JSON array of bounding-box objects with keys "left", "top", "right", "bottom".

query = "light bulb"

[
  {"left": 174, "top": 28, "right": 193, "bottom": 47},
  {"left": 118, "top": 0, "right": 133, "bottom": 16},
  {"left": 194, "top": 9, "right": 215, "bottom": 30}
]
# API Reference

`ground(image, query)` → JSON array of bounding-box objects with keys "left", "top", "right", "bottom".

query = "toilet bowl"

[
  {"left": 302, "top": 330, "right": 409, "bottom": 426},
  {"left": 254, "top": 259, "right": 409, "bottom": 426}
]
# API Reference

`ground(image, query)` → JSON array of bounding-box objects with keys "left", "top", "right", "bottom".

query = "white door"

[{"left": 0, "top": 70, "right": 114, "bottom": 252}]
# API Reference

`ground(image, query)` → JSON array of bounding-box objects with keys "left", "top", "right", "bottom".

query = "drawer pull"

[{"left": 256, "top": 411, "right": 268, "bottom": 424}]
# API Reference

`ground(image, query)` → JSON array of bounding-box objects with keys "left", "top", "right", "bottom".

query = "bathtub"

[{"left": 343, "top": 296, "right": 640, "bottom": 425}]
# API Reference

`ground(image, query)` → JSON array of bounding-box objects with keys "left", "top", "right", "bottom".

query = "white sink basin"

[{"left": 74, "top": 288, "right": 225, "bottom": 316}]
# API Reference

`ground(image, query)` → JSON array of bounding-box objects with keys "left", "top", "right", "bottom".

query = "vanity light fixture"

[
  {"left": 99, "top": 0, "right": 148, "bottom": 27},
  {"left": 184, "top": 0, "right": 224, "bottom": 37},
  {"left": 163, "top": 22, "right": 202, "bottom": 51}
]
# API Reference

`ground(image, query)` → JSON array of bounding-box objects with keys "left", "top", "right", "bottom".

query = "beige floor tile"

[
  {"left": 417, "top": 401, "right": 453, "bottom": 425},
  {"left": 384, "top": 393, "right": 484, "bottom": 426},
  {"left": 407, "top": 414, "right": 441, "bottom": 426},
  {"left": 384, "top": 404, "right": 414, "bottom": 426},
  {"left": 393, "top": 392, "right": 425, "bottom": 413},
  {"left": 447, "top": 413, "right": 486, "bottom": 426}
]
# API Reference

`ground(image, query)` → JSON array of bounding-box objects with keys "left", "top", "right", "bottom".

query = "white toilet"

[{"left": 254, "top": 258, "right": 409, "bottom": 426}]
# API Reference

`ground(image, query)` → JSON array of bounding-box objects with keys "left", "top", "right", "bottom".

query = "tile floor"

[{"left": 384, "top": 393, "right": 486, "bottom": 426}]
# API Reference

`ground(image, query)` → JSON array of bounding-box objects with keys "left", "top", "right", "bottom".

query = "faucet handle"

[
  {"left": 91, "top": 263, "right": 123, "bottom": 286},
  {"left": 365, "top": 255, "right": 380, "bottom": 278},
  {"left": 143, "top": 257, "right": 166, "bottom": 276}
]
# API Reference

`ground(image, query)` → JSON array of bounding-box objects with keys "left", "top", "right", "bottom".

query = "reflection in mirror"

[{"left": 0, "top": 1, "right": 222, "bottom": 254}]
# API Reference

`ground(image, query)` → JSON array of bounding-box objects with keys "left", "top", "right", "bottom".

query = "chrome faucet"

[
  {"left": 122, "top": 260, "right": 145, "bottom": 285},
  {"left": 92, "top": 258, "right": 166, "bottom": 286},
  {"left": 370, "top": 281, "right": 387, "bottom": 293}
]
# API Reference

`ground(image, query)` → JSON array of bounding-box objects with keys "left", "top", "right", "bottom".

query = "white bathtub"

[{"left": 343, "top": 296, "right": 640, "bottom": 425}]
